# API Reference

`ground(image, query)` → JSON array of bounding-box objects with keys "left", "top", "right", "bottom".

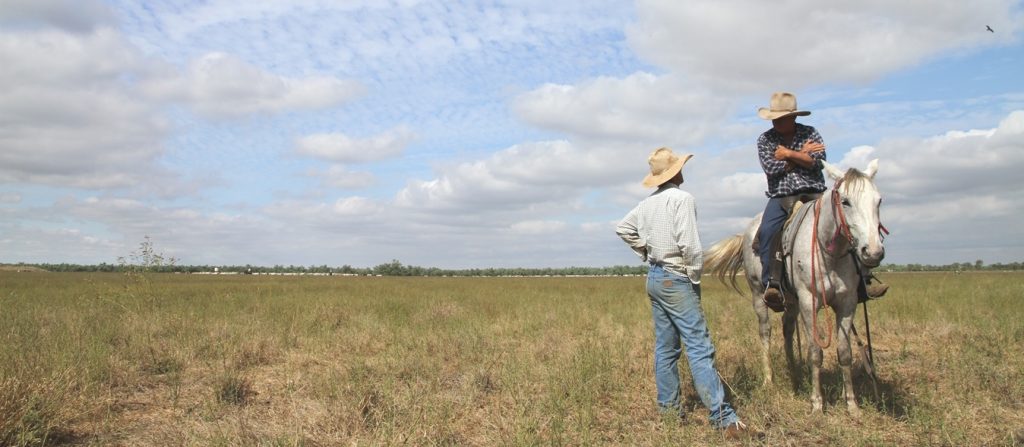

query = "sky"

[{"left": 1, "top": 0, "right": 1023, "bottom": 269}]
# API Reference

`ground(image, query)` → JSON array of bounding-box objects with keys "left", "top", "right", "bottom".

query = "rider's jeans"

[{"left": 757, "top": 193, "right": 821, "bottom": 288}]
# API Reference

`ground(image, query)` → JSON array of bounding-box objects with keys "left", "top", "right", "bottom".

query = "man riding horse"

[{"left": 755, "top": 92, "right": 887, "bottom": 311}]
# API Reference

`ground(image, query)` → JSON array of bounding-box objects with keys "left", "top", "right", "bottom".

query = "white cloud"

[
  {"left": 309, "top": 165, "right": 376, "bottom": 189},
  {"left": 886, "top": 195, "right": 1012, "bottom": 225},
  {"left": 0, "top": 28, "right": 172, "bottom": 189},
  {"left": 514, "top": 73, "right": 729, "bottom": 144},
  {"left": 0, "top": 0, "right": 116, "bottom": 33},
  {"left": 144, "top": 52, "right": 365, "bottom": 119},
  {"left": 708, "top": 172, "right": 766, "bottom": 203},
  {"left": 508, "top": 220, "right": 567, "bottom": 235},
  {"left": 153, "top": 0, "right": 380, "bottom": 41},
  {"left": 148, "top": 1, "right": 630, "bottom": 71},
  {"left": 332, "top": 196, "right": 378, "bottom": 216},
  {"left": 396, "top": 139, "right": 632, "bottom": 215},
  {"left": 46, "top": 196, "right": 278, "bottom": 264},
  {"left": 0, "top": 192, "right": 22, "bottom": 204},
  {"left": 813, "top": 95, "right": 1024, "bottom": 152},
  {"left": 863, "top": 110, "right": 1024, "bottom": 199},
  {"left": 627, "top": 0, "right": 1023, "bottom": 92},
  {"left": 295, "top": 126, "right": 413, "bottom": 163},
  {"left": 0, "top": 21, "right": 365, "bottom": 191},
  {"left": 262, "top": 197, "right": 382, "bottom": 228},
  {"left": 0, "top": 225, "right": 120, "bottom": 263}
]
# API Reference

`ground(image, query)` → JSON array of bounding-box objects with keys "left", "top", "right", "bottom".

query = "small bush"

[{"left": 216, "top": 374, "right": 254, "bottom": 405}]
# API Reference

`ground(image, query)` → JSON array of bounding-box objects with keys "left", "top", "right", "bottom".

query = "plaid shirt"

[
  {"left": 616, "top": 184, "right": 702, "bottom": 283},
  {"left": 758, "top": 123, "right": 827, "bottom": 198}
]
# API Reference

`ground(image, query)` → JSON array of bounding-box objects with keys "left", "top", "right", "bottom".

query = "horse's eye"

[{"left": 841, "top": 198, "right": 851, "bottom": 207}]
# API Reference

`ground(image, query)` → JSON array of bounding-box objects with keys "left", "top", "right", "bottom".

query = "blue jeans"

[
  {"left": 758, "top": 196, "right": 790, "bottom": 289},
  {"left": 647, "top": 265, "right": 738, "bottom": 428}
]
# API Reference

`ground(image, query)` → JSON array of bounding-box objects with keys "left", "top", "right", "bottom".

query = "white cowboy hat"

[
  {"left": 757, "top": 92, "right": 811, "bottom": 120},
  {"left": 642, "top": 147, "right": 693, "bottom": 188}
]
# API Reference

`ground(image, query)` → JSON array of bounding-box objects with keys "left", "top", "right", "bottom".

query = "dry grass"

[{"left": 1, "top": 271, "right": 1022, "bottom": 446}]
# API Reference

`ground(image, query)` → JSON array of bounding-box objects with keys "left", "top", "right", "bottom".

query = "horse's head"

[{"left": 822, "top": 159, "right": 885, "bottom": 268}]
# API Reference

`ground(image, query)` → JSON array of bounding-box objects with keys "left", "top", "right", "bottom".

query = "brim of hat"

[
  {"left": 757, "top": 108, "right": 811, "bottom": 120},
  {"left": 642, "top": 153, "right": 693, "bottom": 188}
]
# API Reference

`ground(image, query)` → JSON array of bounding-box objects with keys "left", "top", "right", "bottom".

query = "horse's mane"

[{"left": 840, "top": 168, "right": 872, "bottom": 194}]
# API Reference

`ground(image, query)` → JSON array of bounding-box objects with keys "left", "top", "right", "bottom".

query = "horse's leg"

[
  {"left": 754, "top": 292, "right": 773, "bottom": 386},
  {"left": 745, "top": 234, "right": 773, "bottom": 387},
  {"left": 782, "top": 304, "right": 801, "bottom": 387},
  {"left": 835, "top": 301, "right": 862, "bottom": 417},
  {"left": 799, "top": 296, "right": 824, "bottom": 413}
]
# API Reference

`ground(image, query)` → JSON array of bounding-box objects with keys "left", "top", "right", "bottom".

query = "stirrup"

[
  {"left": 866, "top": 282, "right": 889, "bottom": 299},
  {"left": 763, "top": 286, "right": 785, "bottom": 312}
]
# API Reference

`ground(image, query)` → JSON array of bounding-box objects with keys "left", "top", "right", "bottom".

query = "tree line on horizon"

[{"left": 6, "top": 259, "right": 1024, "bottom": 276}]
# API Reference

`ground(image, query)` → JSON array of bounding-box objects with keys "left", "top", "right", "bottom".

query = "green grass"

[{"left": 1, "top": 271, "right": 1022, "bottom": 445}]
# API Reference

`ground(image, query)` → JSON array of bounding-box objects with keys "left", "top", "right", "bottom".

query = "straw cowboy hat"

[
  {"left": 757, "top": 92, "right": 811, "bottom": 120},
  {"left": 642, "top": 147, "right": 693, "bottom": 188}
]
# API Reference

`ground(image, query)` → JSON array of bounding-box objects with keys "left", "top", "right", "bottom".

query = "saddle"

[{"left": 781, "top": 200, "right": 814, "bottom": 259}]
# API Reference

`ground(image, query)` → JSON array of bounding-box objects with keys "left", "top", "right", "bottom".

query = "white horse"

[{"left": 705, "top": 159, "right": 884, "bottom": 415}]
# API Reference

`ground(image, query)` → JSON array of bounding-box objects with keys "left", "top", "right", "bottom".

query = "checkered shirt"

[
  {"left": 758, "top": 123, "right": 827, "bottom": 198},
  {"left": 616, "top": 184, "right": 702, "bottom": 283}
]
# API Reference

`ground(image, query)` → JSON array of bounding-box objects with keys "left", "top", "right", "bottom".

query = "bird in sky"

[{"left": 987, "top": 25, "right": 994, "bottom": 32}]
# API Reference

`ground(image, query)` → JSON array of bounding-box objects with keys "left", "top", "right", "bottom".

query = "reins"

[
  {"left": 809, "top": 195, "right": 835, "bottom": 349},
  {"left": 809, "top": 178, "right": 856, "bottom": 349},
  {"left": 828, "top": 180, "right": 856, "bottom": 252}
]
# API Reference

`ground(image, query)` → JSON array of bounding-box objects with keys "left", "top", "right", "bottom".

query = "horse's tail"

[{"left": 704, "top": 234, "right": 746, "bottom": 295}]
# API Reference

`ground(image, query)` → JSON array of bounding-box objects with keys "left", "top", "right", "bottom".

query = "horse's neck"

[{"left": 810, "top": 190, "right": 849, "bottom": 260}]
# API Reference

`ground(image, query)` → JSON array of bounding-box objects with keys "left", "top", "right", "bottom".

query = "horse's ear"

[
  {"left": 865, "top": 159, "right": 879, "bottom": 179},
  {"left": 822, "top": 160, "right": 844, "bottom": 180}
]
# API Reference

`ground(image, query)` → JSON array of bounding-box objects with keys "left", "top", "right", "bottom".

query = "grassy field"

[{"left": 1, "top": 271, "right": 1022, "bottom": 446}]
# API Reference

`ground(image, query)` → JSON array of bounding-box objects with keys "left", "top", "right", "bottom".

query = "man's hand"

[
  {"left": 775, "top": 143, "right": 819, "bottom": 169},
  {"left": 800, "top": 141, "right": 825, "bottom": 154},
  {"left": 774, "top": 145, "right": 792, "bottom": 161},
  {"left": 777, "top": 142, "right": 824, "bottom": 161}
]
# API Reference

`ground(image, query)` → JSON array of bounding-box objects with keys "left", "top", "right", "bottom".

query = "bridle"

[{"left": 823, "top": 177, "right": 888, "bottom": 254}]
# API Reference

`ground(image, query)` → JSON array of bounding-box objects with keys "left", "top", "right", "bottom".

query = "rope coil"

[{"left": 809, "top": 197, "right": 834, "bottom": 349}]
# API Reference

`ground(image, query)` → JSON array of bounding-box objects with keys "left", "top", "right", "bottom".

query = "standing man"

[
  {"left": 616, "top": 147, "right": 751, "bottom": 439},
  {"left": 755, "top": 92, "right": 887, "bottom": 310}
]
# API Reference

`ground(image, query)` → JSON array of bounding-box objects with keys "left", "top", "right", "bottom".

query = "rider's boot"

[
  {"left": 866, "top": 274, "right": 889, "bottom": 299},
  {"left": 763, "top": 282, "right": 785, "bottom": 312}
]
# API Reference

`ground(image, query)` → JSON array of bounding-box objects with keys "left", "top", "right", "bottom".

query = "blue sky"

[{"left": 1, "top": 0, "right": 1023, "bottom": 268}]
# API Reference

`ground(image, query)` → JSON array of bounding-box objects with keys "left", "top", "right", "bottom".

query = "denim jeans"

[
  {"left": 758, "top": 196, "right": 790, "bottom": 288},
  {"left": 758, "top": 193, "right": 821, "bottom": 288},
  {"left": 646, "top": 265, "right": 738, "bottom": 428}
]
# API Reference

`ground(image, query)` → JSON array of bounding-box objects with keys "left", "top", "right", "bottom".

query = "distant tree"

[
  {"left": 118, "top": 236, "right": 177, "bottom": 273},
  {"left": 373, "top": 260, "right": 405, "bottom": 276}
]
